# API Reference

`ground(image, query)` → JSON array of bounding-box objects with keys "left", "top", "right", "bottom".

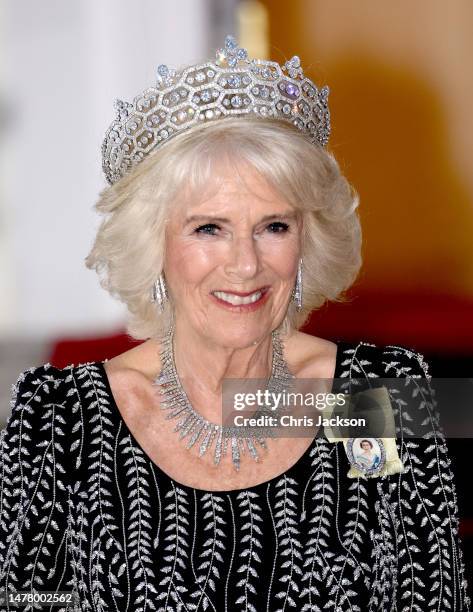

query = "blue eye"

[
  {"left": 195, "top": 223, "right": 220, "bottom": 235},
  {"left": 267, "top": 222, "right": 290, "bottom": 233}
]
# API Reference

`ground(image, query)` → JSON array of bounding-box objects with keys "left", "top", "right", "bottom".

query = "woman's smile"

[{"left": 210, "top": 286, "right": 271, "bottom": 311}]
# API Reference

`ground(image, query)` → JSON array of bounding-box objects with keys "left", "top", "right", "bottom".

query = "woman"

[
  {"left": 355, "top": 439, "right": 381, "bottom": 470},
  {"left": 0, "top": 37, "right": 470, "bottom": 611}
]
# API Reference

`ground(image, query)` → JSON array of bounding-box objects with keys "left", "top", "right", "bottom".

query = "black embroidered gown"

[{"left": 0, "top": 341, "right": 470, "bottom": 611}]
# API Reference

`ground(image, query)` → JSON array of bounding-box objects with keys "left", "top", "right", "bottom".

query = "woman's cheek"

[
  {"left": 166, "top": 238, "right": 226, "bottom": 280},
  {"left": 260, "top": 237, "right": 300, "bottom": 276}
]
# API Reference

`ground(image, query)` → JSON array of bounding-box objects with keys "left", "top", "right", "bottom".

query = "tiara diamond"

[{"left": 102, "top": 36, "right": 331, "bottom": 185}]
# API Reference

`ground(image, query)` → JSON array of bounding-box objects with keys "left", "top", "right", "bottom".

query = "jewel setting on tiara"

[{"left": 102, "top": 35, "right": 331, "bottom": 185}]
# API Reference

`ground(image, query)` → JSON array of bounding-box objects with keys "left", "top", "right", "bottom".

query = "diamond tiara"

[{"left": 102, "top": 35, "right": 331, "bottom": 185}]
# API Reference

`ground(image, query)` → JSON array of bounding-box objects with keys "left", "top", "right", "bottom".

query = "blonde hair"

[{"left": 85, "top": 115, "right": 362, "bottom": 340}]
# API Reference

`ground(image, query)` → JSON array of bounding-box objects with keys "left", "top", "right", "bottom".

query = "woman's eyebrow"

[
  {"left": 184, "top": 211, "right": 298, "bottom": 225},
  {"left": 185, "top": 215, "right": 230, "bottom": 225},
  {"left": 259, "top": 212, "right": 298, "bottom": 223}
]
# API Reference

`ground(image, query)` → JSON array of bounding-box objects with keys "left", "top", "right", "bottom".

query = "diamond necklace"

[{"left": 153, "top": 325, "right": 295, "bottom": 471}]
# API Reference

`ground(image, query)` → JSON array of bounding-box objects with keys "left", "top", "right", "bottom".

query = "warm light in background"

[{"left": 237, "top": 0, "right": 269, "bottom": 59}]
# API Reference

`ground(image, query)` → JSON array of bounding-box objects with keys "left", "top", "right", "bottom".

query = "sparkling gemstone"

[
  {"left": 140, "top": 137, "right": 148, "bottom": 145},
  {"left": 262, "top": 68, "right": 271, "bottom": 78},
  {"left": 225, "top": 35, "right": 237, "bottom": 50},
  {"left": 231, "top": 95, "right": 242, "bottom": 107},
  {"left": 201, "top": 91, "right": 211, "bottom": 102},
  {"left": 243, "top": 76, "right": 251, "bottom": 85},
  {"left": 212, "top": 89, "right": 219, "bottom": 98},
  {"left": 207, "top": 69, "right": 215, "bottom": 77},
  {"left": 283, "top": 104, "right": 291, "bottom": 114},
  {"left": 223, "top": 98, "right": 230, "bottom": 107},
  {"left": 193, "top": 95, "right": 201, "bottom": 103},
  {"left": 188, "top": 108, "right": 195, "bottom": 115},
  {"left": 251, "top": 86, "right": 259, "bottom": 95},
  {"left": 261, "top": 86, "right": 269, "bottom": 98},
  {"left": 177, "top": 110, "right": 187, "bottom": 121},
  {"left": 260, "top": 106, "right": 268, "bottom": 116},
  {"left": 228, "top": 75, "right": 241, "bottom": 87},
  {"left": 157, "top": 64, "right": 169, "bottom": 78},
  {"left": 196, "top": 72, "right": 205, "bottom": 82},
  {"left": 205, "top": 110, "right": 214, "bottom": 119},
  {"left": 170, "top": 93, "right": 180, "bottom": 104},
  {"left": 285, "top": 84, "right": 299, "bottom": 96},
  {"left": 161, "top": 130, "right": 169, "bottom": 137},
  {"left": 179, "top": 89, "right": 187, "bottom": 98},
  {"left": 186, "top": 77, "right": 194, "bottom": 84}
]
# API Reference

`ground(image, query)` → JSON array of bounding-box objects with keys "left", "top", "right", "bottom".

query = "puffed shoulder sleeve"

[
  {"left": 0, "top": 365, "right": 76, "bottom": 606},
  {"left": 372, "top": 345, "right": 471, "bottom": 611}
]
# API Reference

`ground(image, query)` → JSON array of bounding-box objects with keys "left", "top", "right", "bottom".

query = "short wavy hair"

[{"left": 85, "top": 115, "right": 362, "bottom": 340}]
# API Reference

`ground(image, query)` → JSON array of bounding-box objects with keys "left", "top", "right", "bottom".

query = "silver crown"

[{"left": 102, "top": 35, "right": 331, "bottom": 185}]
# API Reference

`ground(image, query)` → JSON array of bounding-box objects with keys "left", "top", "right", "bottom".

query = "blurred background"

[{"left": 1, "top": 0, "right": 472, "bottom": 576}]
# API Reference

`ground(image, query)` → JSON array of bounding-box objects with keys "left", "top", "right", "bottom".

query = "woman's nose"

[{"left": 223, "top": 235, "right": 260, "bottom": 279}]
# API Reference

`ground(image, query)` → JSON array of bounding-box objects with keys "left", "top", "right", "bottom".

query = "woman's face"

[
  {"left": 361, "top": 442, "right": 372, "bottom": 452},
  {"left": 163, "top": 162, "right": 302, "bottom": 348}
]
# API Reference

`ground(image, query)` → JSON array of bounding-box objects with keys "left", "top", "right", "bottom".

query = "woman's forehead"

[
  {"left": 173, "top": 163, "right": 293, "bottom": 217},
  {"left": 172, "top": 190, "right": 295, "bottom": 225}
]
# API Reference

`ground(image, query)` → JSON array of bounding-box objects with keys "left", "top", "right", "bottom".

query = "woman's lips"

[{"left": 210, "top": 287, "right": 270, "bottom": 311}]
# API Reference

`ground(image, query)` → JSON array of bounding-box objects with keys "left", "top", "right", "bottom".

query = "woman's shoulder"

[
  {"left": 282, "top": 330, "right": 338, "bottom": 378},
  {"left": 8, "top": 362, "right": 70, "bottom": 407},
  {"left": 335, "top": 339, "right": 432, "bottom": 379},
  {"left": 283, "top": 331, "right": 431, "bottom": 381},
  {"left": 4, "top": 359, "right": 113, "bottom": 434},
  {"left": 101, "top": 338, "right": 162, "bottom": 383},
  {"left": 2, "top": 363, "right": 81, "bottom": 484}
]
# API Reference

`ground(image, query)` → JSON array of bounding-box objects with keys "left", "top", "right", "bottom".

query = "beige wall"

[
  {"left": 261, "top": 0, "right": 473, "bottom": 296},
  {"left": 306, "top": 0, "right": 473, "bottom": 198}
]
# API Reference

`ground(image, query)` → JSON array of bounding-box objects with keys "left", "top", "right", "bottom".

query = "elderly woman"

[{"left": 0, "top": 37, "right": 470, "bottom": 611}]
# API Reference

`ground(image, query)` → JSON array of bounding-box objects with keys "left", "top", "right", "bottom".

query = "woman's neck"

[{"left": 172, "top": 323, "right": 274, "bottom": 396}]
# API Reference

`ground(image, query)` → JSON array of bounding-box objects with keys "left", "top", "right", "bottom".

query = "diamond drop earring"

[
  {"left": 292, "top": 259, "right": 303, "bottom": 311},
  {"left": 151, "top": 273, "right": 168, "bottom": 312}
]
